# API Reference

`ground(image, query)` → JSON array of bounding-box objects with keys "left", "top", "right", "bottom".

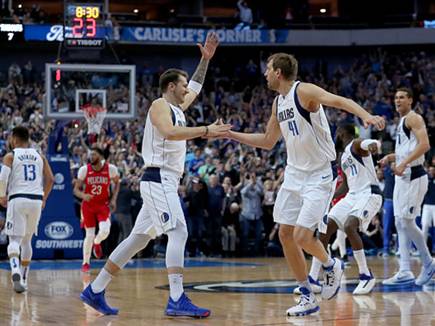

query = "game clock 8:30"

[{"left": 75, "top": 6, "right": 100, "bottom": 19}]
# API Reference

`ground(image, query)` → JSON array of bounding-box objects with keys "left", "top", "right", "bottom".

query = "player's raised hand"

[
  {"left": 363, "top": 115, "right": 385, "bottom": 130},
  {"left": 197, "top": 32, "right": 219, "bottom": 60}
]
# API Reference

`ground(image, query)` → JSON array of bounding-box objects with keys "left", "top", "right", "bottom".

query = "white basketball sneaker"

[
  {"left": 382, "top": 270, "right": 415, "bottom": 286},
  {"left": 293, "top": 276, "right": 322, "bottom": 295},
  {"left": 415, "top": 259, "right": 435, "bottom": 286},
  {"left": 353, "top": 270, "right": 376, "bottom": 295},
  {"left": 321, "top": 258, "right": 344, "bottom": 300},
  {"left": 11, "top": 273, "right": 26, "bottom": 293},
  {"left": 286, "top": 288, "right": 320, "bottom": 316}
]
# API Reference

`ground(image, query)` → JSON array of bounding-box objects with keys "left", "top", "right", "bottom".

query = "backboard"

[{"left": 45, "top": 63, "right": 136, "bottom": 120}]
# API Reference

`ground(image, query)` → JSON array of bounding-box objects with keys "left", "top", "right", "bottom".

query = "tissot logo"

[{"left": 157, "top": 279, "right": 426, "bottom": 294}]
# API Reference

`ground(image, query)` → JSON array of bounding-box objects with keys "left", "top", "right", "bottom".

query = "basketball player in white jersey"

[
  {"left": 81, "top": 32, "right": 231, "bottom": 317},
  {"left": 379, "top": 88, "right": 435, "bottom": 286},
  {"left": 0, "top": 126, "right": 54, "bottom": 293},
  {"left": 296, "top": 124, "right": 383, "bottom": 296},
  {"left": 218, "top": 53, "right": 385, "bottom": 316}
]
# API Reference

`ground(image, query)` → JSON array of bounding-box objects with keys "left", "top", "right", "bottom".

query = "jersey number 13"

[{"left": 23, "top": 164, "right": 36, "bottom": 181}]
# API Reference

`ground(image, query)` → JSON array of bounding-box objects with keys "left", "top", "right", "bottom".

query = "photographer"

[{"left": 239, "top": 172, "right": 263, "bottom": 256}]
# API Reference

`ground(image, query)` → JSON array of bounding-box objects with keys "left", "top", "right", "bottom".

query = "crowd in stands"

[
  {"left": 0, "top": 2, "right": 48, "bottom": 24},
  {"left": 0, "top": 1, "right": 423, "bottom": 30},
  {"left": 0, "top": 48, "right": 434, "bottom": 260}
]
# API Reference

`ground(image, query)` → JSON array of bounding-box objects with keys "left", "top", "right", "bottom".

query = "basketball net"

[{"left": 83, "top": 105, "right": 107, "bottom": 135}]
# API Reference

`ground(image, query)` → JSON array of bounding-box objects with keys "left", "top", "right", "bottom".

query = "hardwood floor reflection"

[{"left": 0, "top": 257, "right": 434, "bottom": 325}]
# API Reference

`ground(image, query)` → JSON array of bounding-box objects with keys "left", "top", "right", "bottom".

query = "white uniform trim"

[
  {"left": 141, "top": 101, "right": 187, "bottom": 176},
  {"left": 133, "top": 169, "right": 185, "bottom": 237},
  {"left": 395, "top": 115, "right": 425, "bottom": 168},
  {"left": 393, "top": 115, "right": 428, "bottom": 219},
  {"left": 5, "top": 198, "right": 43, "bottom": 237},
  {"left": 328, "top": 140, "right": 382, "bottom": 231},
  {"left": 341, "top": 141, "right": 379, "bottom": 194},
  {"left": 8, "top": 148, "right": 44, "bottom": 197},
  {"left": 276, "top": 81, "right": 336, "bottom": 172}
]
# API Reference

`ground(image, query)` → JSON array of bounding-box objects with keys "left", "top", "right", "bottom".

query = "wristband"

[
  {"left": 361, "top": 139, "right": 380, "bottom": 151},
  {"left": 204, "top": 126, "right": 209, "bottom": 136},
  {"left": 188, "top": 80, "right": 202, "bottom": 94}
]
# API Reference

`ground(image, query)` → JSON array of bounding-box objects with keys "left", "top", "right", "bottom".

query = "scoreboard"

[
  {"left": 64, "top": 1, "right": 105, "bottom": 49},
  {"left": 0, "top": 23, "right": 24, "bottom": 42}
]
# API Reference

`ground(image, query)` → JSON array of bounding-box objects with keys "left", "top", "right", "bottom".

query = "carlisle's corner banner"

[
  {"left": 120, "top": 27, "right": 289, "bottom": 44},
  {"left": 20, "top": 24, "right": 435, "bottom": 46},
  {"left": 32, "top": 155, "right": 83, "bottom": 259},
  {"left": 23, "top": 24, "right": 290, "bottom": 45}
]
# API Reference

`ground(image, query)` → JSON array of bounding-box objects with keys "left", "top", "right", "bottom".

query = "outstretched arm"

[
  {"left": 299, "top": 83, "right": 385, "bottom": 130},
  {"left": 150, "top": 99, "right": 231, "bottom": 140},
  {"left": 180, "top": 32, "right": 219, "bottom": 111},
  {"left": 227, "top": 99, "right": 281, "bottom": 150}
]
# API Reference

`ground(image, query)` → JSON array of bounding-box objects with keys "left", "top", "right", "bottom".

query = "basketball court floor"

[{"left": 0, "top": 256, "right": 434, "bottom": 325}]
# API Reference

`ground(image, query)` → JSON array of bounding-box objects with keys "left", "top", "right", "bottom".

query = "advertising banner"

[
  {"left": 32, "top": 155, "right": 82, "bottom": 259},
  {"left": 24, "top": 24, "right": 289, "bottom": 45}
]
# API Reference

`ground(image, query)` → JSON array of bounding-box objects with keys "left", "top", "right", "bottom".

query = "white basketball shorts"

[
  {"left": 328, "top": 190, "right": 382, "bottom": 232},
  {"left": 132, "top": 168, "right": 186, "bottom": 237},
  {"left": 394, "top": 169, "right": 428, "bottom": 220},
  {"left": 5, "top": 197, "right": 43, "bottom": 237},
  {"left": 273, "top": 163, "right": 337, "bottom": 233},
  {"left": 422, "top": 204, "right": 435, "bottom": 228}
]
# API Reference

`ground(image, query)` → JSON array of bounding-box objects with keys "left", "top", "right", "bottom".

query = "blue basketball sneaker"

[
  {"left": 80, "top": 284, "right": 119, "bottom": 315},
  {"left": 286, "top": 287, "right": 320, "bottom": 316},
  {"left": 165, "top": 293, "right": 210, "bottom": 318}
]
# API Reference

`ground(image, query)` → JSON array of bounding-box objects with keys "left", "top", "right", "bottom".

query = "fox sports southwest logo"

[{"left": 44, "top": 221, "right": 74, "bottom": 240}]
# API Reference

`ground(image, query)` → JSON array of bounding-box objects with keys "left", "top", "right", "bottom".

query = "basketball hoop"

[{"left": 83, "top": 105, "right": 107, "bottom": 135}]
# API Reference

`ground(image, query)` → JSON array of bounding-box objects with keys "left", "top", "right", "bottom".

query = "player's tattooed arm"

[
  {"left": 180, "top": 32, "right": 219, "bottom": 111},
  {"left": 192, "top": 32, "right": 219, "bottom": 81},
  {"left": 191, "top": 32, "right": 219, "bottom": 84},
  {"left": 191, "top": 57, "right": 209, "bottom": 86}
]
